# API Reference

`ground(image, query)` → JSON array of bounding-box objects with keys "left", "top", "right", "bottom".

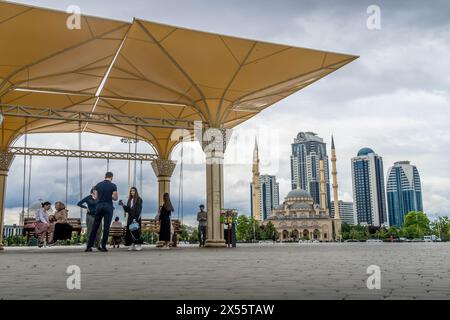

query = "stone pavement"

[{"left": 0, "top": 243, "right": 449, "bottom": 300}]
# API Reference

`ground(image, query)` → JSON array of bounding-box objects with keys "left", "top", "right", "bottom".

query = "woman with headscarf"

[
  {"left": 158, "top": 192, "right": 174, "bottom": 249},
  {"left": 52, "top": 201, "right": 73, "bottom": 243}
]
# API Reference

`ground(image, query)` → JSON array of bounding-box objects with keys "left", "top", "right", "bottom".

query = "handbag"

[{"left": 129, "top": 219, "right": 140, "bottom": 232}]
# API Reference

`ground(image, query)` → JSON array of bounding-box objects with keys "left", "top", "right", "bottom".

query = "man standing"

[
  {"left": 197, "top": 204, "right": 207, "bottom": 248},
  {"left": 85, "top": 172, "right": 118, "bottom": 252}
]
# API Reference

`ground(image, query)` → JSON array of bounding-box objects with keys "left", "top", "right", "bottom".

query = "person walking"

[
  {"left": 77, "top": 187, "right": 102, "bottom": 248},
  {"left": 85, "top": 172, "right": 118, "bottom": 252},
  {"left": 158, "top": 192, "right": 173, "bottom": 249},
  {"left": 119, "top": 187, "right": 143, "bottom": 251},
  {"left": 197, "top": 204, "right": 207, "bottom": 247}
]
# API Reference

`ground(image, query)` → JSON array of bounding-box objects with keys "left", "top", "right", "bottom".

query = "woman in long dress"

[
  {"left": 120, "top": 187, "right": 143, "bottom": 251},
  {"left": 158, "top": 192, "right": 174, "bottom": 249},
  {"left": 52, "top": 201, "right": 73, "bottom": 243},
  {"left": 35, "top": 201, "right": 54, "bottom": 247}
]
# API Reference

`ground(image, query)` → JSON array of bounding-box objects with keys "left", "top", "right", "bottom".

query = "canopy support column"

[
  {"left": 0, "top": 151, "right": 14, "bottom": 251},
  {"left": 151, "top": 159, "right": 176, "bottom": 209},
  {"left": 198, "top": 127, "right": 232, "bottom": 248}
]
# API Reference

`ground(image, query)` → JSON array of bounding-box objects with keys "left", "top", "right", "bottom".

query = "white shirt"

[{"left": 36, "top": 208, "right": 49, "bottom": 223}]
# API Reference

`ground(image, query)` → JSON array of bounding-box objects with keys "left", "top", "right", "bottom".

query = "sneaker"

[
  {"left": 135, "top": 245, "right": 142, "bottom": 251},
  {"left": 85, "top": 247, "right": 93, "bottom": 252},
  {"left": 98, "top": 247, "right": 108, "bottom": 252},
  {"left": 128, "top": 244, "right": 136, "bottom": 251}
]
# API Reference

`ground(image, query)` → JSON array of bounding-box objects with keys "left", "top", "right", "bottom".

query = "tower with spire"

[
  {"left": 331, "top": 135, "right": 342, "bottom": 240},
  {"left": 250, "top": 138, "right": 262, "bottom": 221}
]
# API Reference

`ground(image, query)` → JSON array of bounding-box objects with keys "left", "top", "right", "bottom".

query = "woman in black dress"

[
  {"left": 120, "top": 187, "right": 143, "bottom": 251},
  {"left": 159, "top": 192, "right": 174, "bottom": 248}
]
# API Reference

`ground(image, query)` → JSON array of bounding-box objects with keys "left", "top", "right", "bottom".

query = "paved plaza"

[{"left": 0, "top": 243, "right": 449, "bottom": 300}]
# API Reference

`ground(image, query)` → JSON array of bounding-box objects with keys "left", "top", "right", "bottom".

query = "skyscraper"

[
  {"left": 351, "top": 148, "right": 388, "bottom": 227},
  {"left": 386, "top": 161, "right": 423, "bottom": 228},
  {"left": 331, "top": 201, "right": 355, "bottom": 225},
  {"left": 260, "top": 175, "right": 280, "bottom": 220},
  {"left": 290, "top": 132, "right": 330, "bottom": 210}
]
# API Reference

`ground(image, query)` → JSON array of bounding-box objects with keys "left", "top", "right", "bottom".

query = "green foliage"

[
  {"left": 179, "top": 225, "right": 190, "bottom": 242},
  {"left": 4, "top": 235, "right": 28, "bottom": 246},
  {"left": 189, "top": 229, "right": 199, "bottom": 244},
  {"left": 431, "top": 216, "right": 450, "bottom": 241},
  {"left": 141, "top": 231, "right": 158, "bottom": 244},
  {"left": 402, "top": 211, "right": 431, "bottom": 239},
  {"left": 236, "top": 215, "right": 276, "bottom": 242}
]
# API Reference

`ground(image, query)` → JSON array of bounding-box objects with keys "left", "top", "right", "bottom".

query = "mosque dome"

[{"left": 286, "top": 189, "right": 312, "bottom": 199}]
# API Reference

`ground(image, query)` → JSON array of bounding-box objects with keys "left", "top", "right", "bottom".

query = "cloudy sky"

[{"left": 4, "top": 0, "right": 450, "bottom": 226}]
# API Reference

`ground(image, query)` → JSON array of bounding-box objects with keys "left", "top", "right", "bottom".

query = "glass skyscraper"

[
  {"left": 330, "top": 201, "right": 355, "bottom": 225},
  {"left": 250, "top": 175, "right": 280, "bottom": 221},
  {"left": 351, "top": 148, "right": 388, "bottom": 227},
  {"left": 290, "top": 132, "right": 330, "bottom": 209},
  {"left": 386, "top": 161, "right": 423, "bottom": 228}
]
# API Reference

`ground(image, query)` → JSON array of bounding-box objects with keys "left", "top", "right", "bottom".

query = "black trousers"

[
  {"left": 198, "top": 225, "right": 207, "bottom": 246},
  {"left": 87, "top": 203, "right": 113, "bottom": 249}
]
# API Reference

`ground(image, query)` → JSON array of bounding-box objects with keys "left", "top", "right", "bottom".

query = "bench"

[
  {"left": 109, "top": 225, "right": 126, "bottom": 247},
  {"left": 141, "top": 218, "right": 182, "bottom": 234},
  {"left": 23, "top": 217, "right": 82, "bottom": 244}
]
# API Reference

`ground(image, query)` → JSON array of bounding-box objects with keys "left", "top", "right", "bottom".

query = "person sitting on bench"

[
  {"left": 35, "top": 201, "right": 54, "bottom": 247},
  {"left": 52, "top": 201, "right": 73, "bottom": 243},
  {"left": 111, "top": 217, "right": 123, "bottom": 248}
]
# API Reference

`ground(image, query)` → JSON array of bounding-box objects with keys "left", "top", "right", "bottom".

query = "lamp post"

[{"left": 120, "top": 137, "right": 138, "bottom": 192}]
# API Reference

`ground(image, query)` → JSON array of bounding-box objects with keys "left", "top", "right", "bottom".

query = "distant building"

[
  {"left": 331, "top": 201, "right": 355, "bottom": 225},
  {"left": 260, "top": 175, "right": 280, "bottom": 221},
  {"left": 386, "top": 161, "right": 423, "bottom": 228},
  {"left": 266, "top": 189, "right": 333, "bottom": 242},
  {"left": 351, "top": 148, "right": 388, "bottom": 227},
  {"left": 250, "top": 140, "right": 280, "bottom": 221},
  {"left": 291, "top": 132, "right": 331, "bottom": 210}
]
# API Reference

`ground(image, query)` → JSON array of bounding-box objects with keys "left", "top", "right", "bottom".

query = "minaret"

[
  {"left": 251, "top": 138, "right": 262, "bottom": 221},
  {"left": 319, "top": 159, "right": 327, "bottom": 212},
  {"left": 331, "top": 135, "right": 342, "bottom": 240}
]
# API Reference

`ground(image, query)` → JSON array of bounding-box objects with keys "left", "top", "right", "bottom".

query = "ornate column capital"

[
  {"left": 151, "top": 159, "right": 176, "bottom": 178},
  {"left": 0, "top": 151, "right": 14, "bottom": 174},
  {"left": 195, "top": 126, "right": 233, "bottom": 159}
]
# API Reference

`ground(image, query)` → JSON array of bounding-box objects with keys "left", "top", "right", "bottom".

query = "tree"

[
  {"left": 179, "top": 225, "right": 190, "bottom": 242},
  {"left": 387, "top": 226, "right": 399, "bottom": 238},
  {"left": 431, "top": 216, "right": 450, "bottom": 241},
  {"left": 236, "top": 215, "right": 251, "bottom": 242},
  {"left": 189, "top": 229, "right": 199, "bottom": 244},
  {"left": 261, "top": 222, "right": 277, "bottom": 241},
  {"left": 402, "top": 211, "right": 431, "bottom": 239}
]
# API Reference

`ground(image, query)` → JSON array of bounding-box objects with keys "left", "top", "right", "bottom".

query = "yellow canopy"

[{"left": 0, "top": 1, "right": 358, "bottom": 158}]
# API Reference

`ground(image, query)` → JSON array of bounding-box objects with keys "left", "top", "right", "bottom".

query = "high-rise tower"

[
  {"left": 351, "top": 148, "right": 388, "bottom": 227},
  {"left": 291, "top": 132, "right": 330, "bottom": 209},
  {"left": 386, "top": 161, "right": 423, "bottom": 227}
]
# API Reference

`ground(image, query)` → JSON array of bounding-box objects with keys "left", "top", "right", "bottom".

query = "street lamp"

[{"left": 120, "top": 137, "right": 138, "bottom": 193}]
